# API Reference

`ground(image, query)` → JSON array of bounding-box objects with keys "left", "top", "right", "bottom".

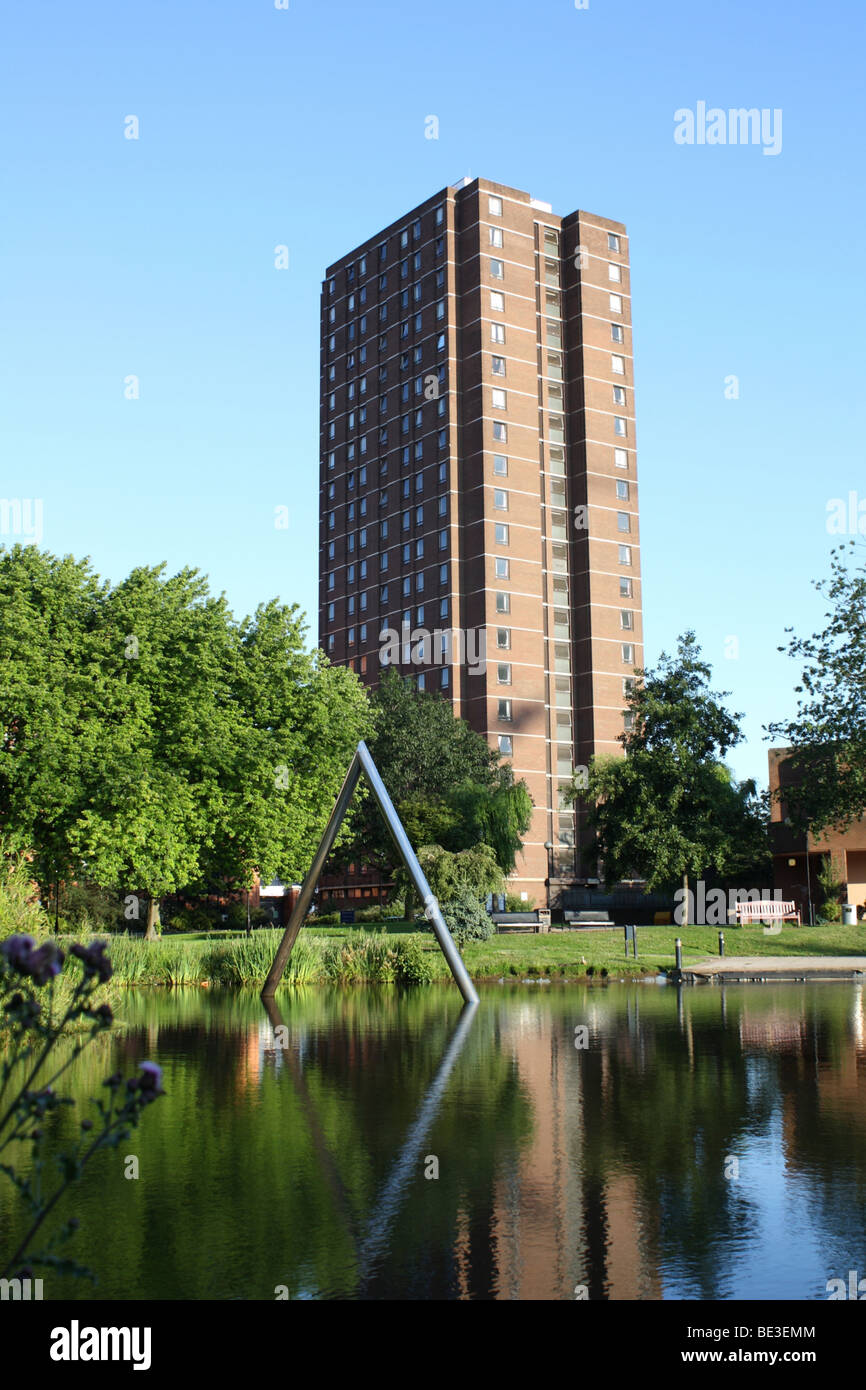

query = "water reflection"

[{"left": 2, "top": 983, "right": 864, "bottom": 1301}]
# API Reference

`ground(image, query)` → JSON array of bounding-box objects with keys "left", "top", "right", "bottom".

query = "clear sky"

[{"left": 2, "top": 0, "right": 863, "bottom": 791}]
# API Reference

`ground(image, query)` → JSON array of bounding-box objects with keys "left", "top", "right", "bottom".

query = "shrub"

[
  {"left": 505, "top": 892, "right": 535, "bottom": 912},
  {"left": 356, "top": 904, "right": 387, "bottom": 922},
  {"left": 816, "top": 855, "right": 845, "bottom": 923},
  {"left": 57, "top": 882, "right": 125, "bottom": 934},
  {"left": 438, "top": 887, "right": 495, "bottom": 949},
  {"left": 393, "top": 938, "right": 435, "bottom": 985}
]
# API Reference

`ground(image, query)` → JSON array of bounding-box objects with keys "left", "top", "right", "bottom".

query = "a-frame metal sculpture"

[{"left": 261, "top": 741, "right": 480, "bottom": 1005}]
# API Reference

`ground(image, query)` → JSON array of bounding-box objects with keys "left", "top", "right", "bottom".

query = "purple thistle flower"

[
  {"left": 26, "top": 943, "right": 65, "bottom": 986},
  {"left": 138, "top": 1062, "right": 165, "bottom": 1102},
  {"left": 70, "top": 940, "right": 113, "bottom": 983},
  {"left": 1, "top": 935, "right": 36, "bottom": 972}
]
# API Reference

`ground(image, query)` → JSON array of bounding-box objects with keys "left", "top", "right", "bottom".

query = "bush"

[
  {"left": 505, "top": 892, "right": 535, "bottom": 912},
  {"left": 439, "top": 887, "right": 495, "bottom": 948},
  {"left": 816, "top": 855, "right": 845, "bottom": 922},
  {"left": 356, "top": 904, "right": 388, "bottom": 922},
  {"left": 57, "top": 882, "right": 125, "bottom": 934},
  {"left": 165, "top": 905, "right": 213, "bottom": 934}
]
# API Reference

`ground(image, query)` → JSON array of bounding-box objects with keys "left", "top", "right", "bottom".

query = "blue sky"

[{"left": 2, "top": 0, "right": 864, "bottom": 790}]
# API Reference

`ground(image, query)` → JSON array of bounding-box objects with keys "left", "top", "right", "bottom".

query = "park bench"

[
  {"left": 728, "top": 900, "right": 801, "bottom": 926},
  {"left": 492, "top": 911, "right": 550, "bottom": 934},
  {"left": 563, "top": 910, "right": 614, "bottom": 928}
]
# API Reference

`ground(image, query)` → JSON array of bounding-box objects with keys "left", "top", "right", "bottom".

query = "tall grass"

[
  {"left": 201, "top": 931, "right": 324, "bottom": 986},
  {"left": 75, "top": 930, "right": 437, "bottom": 988}
]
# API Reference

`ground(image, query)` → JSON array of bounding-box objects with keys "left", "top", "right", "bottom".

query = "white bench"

[{"left": 728, "top": 900, "right": 801, "bottom": 925}]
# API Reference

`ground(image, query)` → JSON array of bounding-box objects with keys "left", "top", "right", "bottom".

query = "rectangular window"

[
  {"left": 620, "top": 577, "right": 633, "bottom": 597},
  {"left": 610, "top": 293, "right": 623, "bottom": 314},
  {"left": 495, "top": 522, "right": 509, "bottom": 544},
  {"left": 489, "top": 226, "right": 503, "bottom": 247},
  {"left": 493, "top": 454, "right": 508, "bottom": 476},
  {"left": 616, "top": 480, "right": 630, "bottom": 500},
  {"left": 491, "top": 322, "right": 506, "bottom": 344},
  {"left": 619, "top": 544, "right": 632, "bottom": 565},
  {"left": 493, "top": 421, "right": 507, "bottom": 442},
  {"left": 608, "top": 263, "right": 622, "bottom": 282},
  {"left": 489, "top": 195, "right": 503, "bottom": 216},
  {"left": 491, "top": 355, "right": 506, "bottom": 376},
  {"left": 611, "top": 323, "right": 624, "bottom": 343},
  {"left": 608, "top": 232, "right": 621, "bottom": 252},
  {"left": 494, "top": 488, "right": 508, "bottom": 510},
  {"left": 490, "top": 290, "right": 505, "bottom": 312},
  {"left": 617, "top": 511, "right": 631, "bottom": 532},
  {"left": 498, "top": 698, "right": 512, "bottom": 721},
  {"left": 496, "top": 628, "right": 510, "bottom": 649},
  {"left": 614, "top": 417, "right": 628, "bottom": 436},
  {"left": 613, "top": 385, "right": 626, "bottom": 405},
  {"left": 620, "top": 610, "right": 634, "bottom": 630},
  {"left": 497, "top": 663, "right": 511, "bottom": 684},
  {"left": 495, "top": 591, "right": 510, "bottom": 613},
  {"left": 490, "top": 258, "right": 504, "bottom": 279},
  {"left": 614, "top": 447, "right": 629, "bottom": 470},
  {"left": 492, "top": 387, "right": 507, "bottom": 409},
  {"left": 622, "top": 642, "right": 635, "bottom": 663},
  {"left": 494, "top": 557, "right": 509, "bottom": 579},
  {"left": 611, "top": 354, "right": 625, "bottom": 375},
  {"left": 498, "top": 734, "right": 513, "bottom": 754}
]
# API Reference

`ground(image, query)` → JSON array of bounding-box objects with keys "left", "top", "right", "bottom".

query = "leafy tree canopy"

[
  {"left": 0, "top": 546, "right": 373, "bottom": 936},
  {"left": 768, "top": 542, "right": 866, "bottom": 833},
  {"left": 340, "top": 669, "right": 533, "bottom": 877},
  {"left": 567, "top": 632, "right": 769, "bottom": 892}
]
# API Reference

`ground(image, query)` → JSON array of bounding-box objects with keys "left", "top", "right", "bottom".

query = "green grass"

[{"left": 27, "top": 921, "right": 866, "bottom": 989}]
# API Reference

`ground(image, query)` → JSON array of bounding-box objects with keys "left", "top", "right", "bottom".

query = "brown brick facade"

[{"left": 319, "top": 179, "right": 643, "bottom": 906}]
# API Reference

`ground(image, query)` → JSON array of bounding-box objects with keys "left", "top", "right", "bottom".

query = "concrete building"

[{"left": 319, "top": 178, "right": 643, "bottom": 905}]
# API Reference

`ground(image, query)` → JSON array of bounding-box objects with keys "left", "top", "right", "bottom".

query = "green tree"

[
  {"left": 0, "top": 548, "right": 373, "bottom": 938},
  {"left": 394, "top": 841, "right": 504, "bottom": 918},
  {"left": 567, "top": 632, "right": 770, "bottom": 905},
  {"left": 768, "top": 543, "right": 866, "bottom": 833},
  {"left": 339, "top": 669, "right": 532, "bottom": 878},
  {"left": 0, "top": 546, "right": 109, "bottom": 900}
]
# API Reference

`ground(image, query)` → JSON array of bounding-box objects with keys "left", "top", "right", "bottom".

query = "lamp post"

[{"left": 544, "top": 841, "right": 554, "bottom": 910}]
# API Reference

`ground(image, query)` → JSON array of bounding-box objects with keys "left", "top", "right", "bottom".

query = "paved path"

[{"left": 684, "top": 956, "right": 866, "bottom": 981}]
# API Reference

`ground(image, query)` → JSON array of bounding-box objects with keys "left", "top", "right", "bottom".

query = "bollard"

[
  {"left": 675, "top": 937, "right": 683, "bottom": 972},
  {"left": 718, "top": 931, "right": 725, "bottom": 958}
]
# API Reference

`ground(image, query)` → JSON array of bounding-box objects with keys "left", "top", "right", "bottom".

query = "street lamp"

[{"left": 544, "top": 841, "right": 555, "bottom": 906}]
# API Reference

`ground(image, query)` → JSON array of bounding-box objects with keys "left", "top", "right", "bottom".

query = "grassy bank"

[{"left": 31, "top": 922, "right": 866, "bottom": 988}]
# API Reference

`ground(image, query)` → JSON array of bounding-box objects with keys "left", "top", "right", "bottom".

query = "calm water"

[{"left": 3, "top": 982, "right": 865, "bottom": 1301}]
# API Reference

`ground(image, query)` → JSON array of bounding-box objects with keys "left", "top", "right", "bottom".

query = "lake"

[{"left": 3, "top": 981, "right": 865, "bottom": 1300}]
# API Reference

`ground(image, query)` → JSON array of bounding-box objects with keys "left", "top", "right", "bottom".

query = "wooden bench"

[
  {"left": 563, "top": 910, "right": 614, "bottom": 928},
  {"left": 728, "top": 899, "right": 801, "bottom": 925}
]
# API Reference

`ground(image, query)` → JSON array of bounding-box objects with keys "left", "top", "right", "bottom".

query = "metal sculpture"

[{"left": 261, "top": 741, "right": 480, "bottom": 1004}]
